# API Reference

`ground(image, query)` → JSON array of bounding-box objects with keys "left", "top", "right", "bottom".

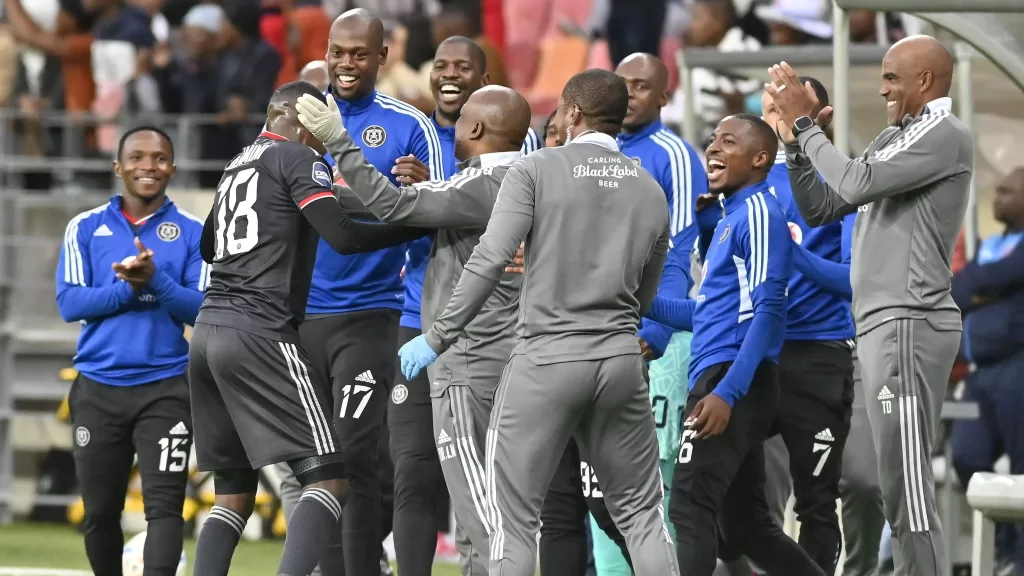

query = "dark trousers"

[
  {"left": 389, "top": 325, "right": 449, "bottom": 576},
  {"left": 299, "top": 310, "right": 400, "bottom": 576},
  {"left": 953, "top": 352, "right": 1024, "bottom": 569},
  {"left": 538, "top": 438, "right": 630, "bottom": 575},
  {"left": 670, "top": 361, "right": 826, "bottom": 576},
  {"left": 771, "top": 340, "right": 854, "bottom": 573},
  {"left": 606, "top": 0, "right": 667, "bottom": 67},
  {"left": 70, "top": 374, "right": 192, "bottom": 576}
]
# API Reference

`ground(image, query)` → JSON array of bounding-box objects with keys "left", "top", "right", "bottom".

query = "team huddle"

[{"left": 57, "top": 6, "right": 973, "bottom": 576}]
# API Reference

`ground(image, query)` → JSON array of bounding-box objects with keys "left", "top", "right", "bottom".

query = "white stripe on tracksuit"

[
  {"left": 897, "top": 318, "right": 929, "bottom": 532},
  {"left": 278, "top": 343, "right": 335, "bottom": 455},
  {"left": 650, "top": 129, "right": 694, "bottom": 238},
  {"left": 449, "top": 386, "right": 498, "bottom": 537},
  {"left": 744, "top": 193, "right": 771, "bottom": 290},
  {"left": 375, "top": 93, "right": 446, "bottom": 181},
  {"left": 62, "top": 204, "right": 109, "bottom": 286}
]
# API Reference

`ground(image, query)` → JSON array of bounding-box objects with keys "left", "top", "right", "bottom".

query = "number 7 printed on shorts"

[{"left": 339, "top": 384, "right": 373, "bottom": 419}]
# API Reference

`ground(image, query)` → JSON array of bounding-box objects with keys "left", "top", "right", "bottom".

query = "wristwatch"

[{"left": 791, "top": 116, "right": 815, "bottom": 137}]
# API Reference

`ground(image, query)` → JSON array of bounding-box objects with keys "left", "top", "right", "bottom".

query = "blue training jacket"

[
  {"left": 956, "top": 230, "right": 1024, "bottom": 365},
  {"left": 309, "top": 90, "right": 445, "bottom": 316},
  {"left": 767, "top": 152, "right": 854, "bottom": 341},
  {"left": 400, "top": 122, "right": 543, "bottom": 330},
  {"left": 55, "top": 197, "right": 208, "bottom": 386},
  {"left": 688, "top": 181, "right": 791, "bottom": 390},
  {"left": 618, "top": 119, "right": 708, "bottom": 357}
]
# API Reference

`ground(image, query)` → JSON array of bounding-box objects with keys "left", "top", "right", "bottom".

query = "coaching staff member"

[
  {"left": 767, "top": 34, "right": 973, "bottom": 575},
  {"left": 56, "top": 127, "right": 206, "bottom": 576},
  {"left": 400, "top": 69, "right": 679, "bottom": 576}
]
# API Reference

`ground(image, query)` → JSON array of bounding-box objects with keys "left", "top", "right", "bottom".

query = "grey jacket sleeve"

[
  {"left": 424, "top": 160, "right": 537, "bottom": 353},
  {"left": 635, "top": 226, "right": 669, "bottom": 316},
  {"left": 784, "top": 141, "right": 857, "bottom": 227},
  {"left": 326, "top": 131, "right": 495, "bottom": 228},
  {"left": 796, "top": 118, "right": 961, "bottom": 207}
]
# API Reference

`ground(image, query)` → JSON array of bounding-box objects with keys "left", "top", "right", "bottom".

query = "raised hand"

[{"left": 295, "top": 94, "right": 346, "bottom": 144}]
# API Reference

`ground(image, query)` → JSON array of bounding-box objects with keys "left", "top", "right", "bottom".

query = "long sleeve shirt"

[
  {"left": 766, "top": 151, "right": 853, "bottom": 340},
  {"left": 618, "top": 119, "right": 708, "bottom": 356},
  {"left": 647, "top": 180, "right": 791, "bottom": 405},
  {"left": 325, "top": 128, "right": 525, "bottom": 392},
  {"left": 307, "top": 89, "right": 445, "bottom": 316},
  {"left": 56, "top": 197, "right": 208, "bottom": 385},
  {"left": 786, "top": 96, "right": 973, "bottom": 335},
  {"left": 424, "top": 132, "right": 670, "bottom": 365}
]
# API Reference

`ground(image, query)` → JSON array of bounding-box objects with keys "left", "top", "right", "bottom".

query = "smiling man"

[
  {"left": 644, "top": 114, "right": 825, "bottom": 576},
  {"left": 294, "top": 10, "right": 445, "bottom": 576},
  {"left": 767, "top": 35, "right": 973, "bottom": 576},
  {"left": 56, "top": 127, "right": 206, "bottom": 576}
]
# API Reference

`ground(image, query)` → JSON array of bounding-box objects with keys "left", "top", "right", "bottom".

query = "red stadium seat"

[{"left": 525, "top": 34, "right": 591, "bottom": 116}]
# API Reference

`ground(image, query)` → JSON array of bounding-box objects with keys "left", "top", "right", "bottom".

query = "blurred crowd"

[{"left": 0, "top": 0, "right": 923, "bottom": 191}]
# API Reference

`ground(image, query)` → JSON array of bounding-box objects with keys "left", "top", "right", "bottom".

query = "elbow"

[{"left": 56, "top": 294, "right": 81, "bottom": 323}]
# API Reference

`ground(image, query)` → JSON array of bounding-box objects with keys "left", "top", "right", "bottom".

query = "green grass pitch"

[{"left": 0, "top": 523, "right": 463, "bottom": 576}]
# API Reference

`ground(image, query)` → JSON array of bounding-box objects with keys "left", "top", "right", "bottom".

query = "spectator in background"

[
  {"left": 85, "top": 0, "right": 161, "bottom": 154},
  {"left": 260, "top": 0, "right": 297, "bottom": 86},
  {"left": 153, "top": 2, "right": 224, "bottom": 116},
  {"left": 754, "top": 0, "right": 832, "bottom": 46},
  {"left": 321, "top": 0, "right": 441, "bottom": 22},
  {"left": 582, "top": 0, "right": 669, "bottom": 67},
  {"left": 952, "top": 167, "right": 1024, "bottom": 576},
  {"left": 662, "top": 0, "right": 760, "bottom": 144},
  {"left": 291, "top": 0, "right": 332, "bottom": 74},
  {"left": 4, "top": 0, "right": 97, "bottom": 158},
  {"left": 203, "top": 0, "right": 280, "bottom": 185},
  {"left": 376, "top": 19, "right": 432, "bottom": 113}
]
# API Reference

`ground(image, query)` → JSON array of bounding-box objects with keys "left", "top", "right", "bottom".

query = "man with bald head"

[
  {"left": 397, "top": 69, "right": 680, "bottom": 576},
  {"left": 299, "top": 60, "right": 331, "bottom": 92},
  {"left": 767, "top": 35, "right": 973, "bottom": 575},
  {"left": 296, "top": 84, "right": 533, "bottom": 576},
  {"left": 293, "top": 8, "right": 444, "bottom": 576}
]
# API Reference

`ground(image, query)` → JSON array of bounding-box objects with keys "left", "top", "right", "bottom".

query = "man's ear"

[
  {"left": 470, "top": 121, "right": 484, "bottom": 141},
  {"left": 379, "top": 45, "right": 389, "bottom": 67},
  {"left": 658, "top": 89, "right": 669, "bottom": 109},
  {"left": 113, "top": 161, "right": 123, "bottom": 179},
  {"left": 752, "top": 150, "right": 769, "bottom": 170},
  {"left": 481, "top": 72, "right": 490, "bottom": 87}
]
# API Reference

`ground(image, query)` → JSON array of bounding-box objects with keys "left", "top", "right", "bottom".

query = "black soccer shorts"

[{"left": 188, "top": 323, "right": 341, "bottom": 471}]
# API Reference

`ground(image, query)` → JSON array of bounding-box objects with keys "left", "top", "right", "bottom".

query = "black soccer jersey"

[{"left": 197, "top": 131, "right": 336, "bottom": 343}]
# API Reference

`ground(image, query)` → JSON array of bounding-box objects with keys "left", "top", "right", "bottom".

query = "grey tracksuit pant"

[
  {"left": 859, "top": 318, "right": 960, "bottom": 576},
  {"left": 484, "top": 353, "right": 678, "bottom": 576}
]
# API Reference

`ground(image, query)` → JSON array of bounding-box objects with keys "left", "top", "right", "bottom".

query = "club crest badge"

[
  {"left": 157, "top": 222, "right": 180, "bottom": 242},
  {"left": 75, "top": 426, "right": 90, "bottom": 447},
  {"left": 362, "top": 125, "right": 387, "bottom": 148},
  {"left": 392, "top": 384, "right": 409, "bottom": 404}
]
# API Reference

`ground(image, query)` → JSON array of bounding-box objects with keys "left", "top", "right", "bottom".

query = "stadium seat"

[
  {"left": 525, "top": 34, "right": 591, "bottom": 117},
  {"left": 966, "top": 473, "right": 1024, "bottom": 576}
]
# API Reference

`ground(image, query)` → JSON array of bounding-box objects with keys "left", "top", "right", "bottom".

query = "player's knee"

[
  {"left": 212, "top": 468, "right": 259, "bottom": 517},
  {"left": 290, "top": 454, "right": 348, "bottom": 502},
  {"left": 339, "top": 440, "right": 377, "bottom": 480},
  {"left": 82, "top": 508, "right": 121, "bottom": 532}
]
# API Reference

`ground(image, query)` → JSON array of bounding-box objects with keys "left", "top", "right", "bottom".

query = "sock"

[
  {"left": 278, "top": 488, "right": 343, "bottom": 576},
  {"left": 142, "top": 516, "right": 185, "bottom": 576},
  {"left": 193, "top": 506, "right": 246, "bottom": 576}
]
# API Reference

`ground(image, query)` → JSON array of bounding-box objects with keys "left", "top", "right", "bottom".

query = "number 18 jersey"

[{"left": 197, "top": 131, "right": 336, "bottom": 344}]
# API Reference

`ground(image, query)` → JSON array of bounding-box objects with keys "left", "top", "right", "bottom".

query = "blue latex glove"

[{"left": 398, "top": 335, "right": 439, "bottom": 380}]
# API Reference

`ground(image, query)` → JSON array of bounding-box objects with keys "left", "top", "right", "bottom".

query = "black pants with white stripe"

[
  {"left": 300, "top": 310, "right": 400, "bottom": 576},
  {"left": 71, "top": 374, "right": 192, "bottom": 576}
]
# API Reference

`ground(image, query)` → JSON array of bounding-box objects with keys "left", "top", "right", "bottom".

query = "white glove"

[{"left": 295, "top": 94, "right": 346, "bottom": 144}]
